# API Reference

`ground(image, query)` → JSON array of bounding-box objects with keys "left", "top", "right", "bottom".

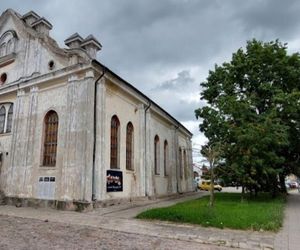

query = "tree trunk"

[
  {"left": 209, "top": 162, "right": 215, "bottom": 207},
  {"left": 279, "top": 173, "right": 287, "bottom": 194},
  {"left": 241, "top": 184, "right": 245, "bottom": 202}
]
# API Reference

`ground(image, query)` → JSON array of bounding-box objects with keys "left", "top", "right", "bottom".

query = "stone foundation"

[{"left": 4, "top": 196, "right": 93, "bottom": 212}]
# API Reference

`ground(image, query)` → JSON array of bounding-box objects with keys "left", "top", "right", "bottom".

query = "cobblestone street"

[
  {"left": 0, "top": 215, "right": 230, "bottom": 250},
  {"left": 0, "top": 191, "right": 277, "bottom": 250}
]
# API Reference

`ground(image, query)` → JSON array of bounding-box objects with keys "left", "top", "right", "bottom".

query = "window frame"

[
  {"left": 6, "top": 103, "right": 13, "bottom": 133},
  {"left": 110, "top": 115, "right": 120, "bottom": 169},
  {"left": 179, "top": 147, "right": 183, "bottom": 179},
  {"left": 183, "top": 149, "right": 187, "bottom": 179},
  {"left": 163, "top": 140, "right": 168, "bottom": 176},
  {"left": 42, "top": 110, "right": 59, "bottom": 167},
  {"left": 0, "top": 102, "right": 14, "bottom": 134},
  {"left": 126, "top": 122, "right": 134, "bottom": 171},
  {"left": 0, "top": 106, "right": 6, "bottom": 134},
  {"left": 154, "top": 135, "right": 160, "bottom": 175}
]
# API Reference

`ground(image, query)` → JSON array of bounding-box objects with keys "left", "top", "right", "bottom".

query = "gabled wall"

[{"left": 0, "top": 9, "right": 193, "bottom": 209}]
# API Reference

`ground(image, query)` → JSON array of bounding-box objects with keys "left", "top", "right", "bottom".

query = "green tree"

[
  {"left": 195, "top": 39, "right": 300, "bottom": 196},
  {"left": 201, "top": 142, "right": 223, "bottom": 207}
]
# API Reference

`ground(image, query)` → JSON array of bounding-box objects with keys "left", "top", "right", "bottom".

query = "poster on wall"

[{"left": 106, "top": 170, "right": 123, "bottom": 192}]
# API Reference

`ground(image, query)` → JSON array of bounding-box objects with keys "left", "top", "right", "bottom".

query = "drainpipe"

[
  {"left": 144, "top": 101, "right": 151, "bottom": 196},
  {"left": 92, "top": 68, "right": 106, "bottom": 201}
]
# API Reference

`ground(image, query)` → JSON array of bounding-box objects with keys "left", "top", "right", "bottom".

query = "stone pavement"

[
  {"left": 0, "top": 191, "right": 277, "bottom": 250},
  {"left": 274, "top": 190, "right": 300, "bottom": 250}
]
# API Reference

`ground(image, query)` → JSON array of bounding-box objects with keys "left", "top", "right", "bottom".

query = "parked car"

[
  {"left": 199, "top": 180, "right": 222, "bottom": 192},
  {"left": 289, "top": 181, "right": 299, "bottom": 189}
]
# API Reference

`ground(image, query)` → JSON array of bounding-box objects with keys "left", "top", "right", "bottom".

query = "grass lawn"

[{"left": 136, "top": 192, "right": 286, "bottom": 231}]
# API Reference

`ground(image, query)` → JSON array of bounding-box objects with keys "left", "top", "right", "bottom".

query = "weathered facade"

[{"left": 0, "top": 9, "right": 193, "bottom": 209}]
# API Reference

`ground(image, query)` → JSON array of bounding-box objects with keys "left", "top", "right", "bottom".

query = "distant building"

[{"left": 0, "top": 9, "right": 193, "bottom": 209}]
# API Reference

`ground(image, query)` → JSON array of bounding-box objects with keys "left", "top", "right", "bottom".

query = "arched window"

[
  {"left": 6, "top": 103, "right": 13, "bottom": 133},
  {"left": 6, "top": 39, "right": 14, "bottom": 54},
  {"left": 164, "top": 140, "right": 168, "bottom": 176},
  {"left": 110, "top": 115, "right": 120, "bottom": 169},
  {"left": 0, "top": 43, "right": 6, "bottom": 57},
  {"left": 154, "top": 135, "right": 160, "bottom": 175},
  {"left": 183, "top": 149, "right": 187, "bottom": 178},
  {"left": 179, "top": 147, "right": 183, "bottom": 178},
  {"left": 0, "top": 30, "right": 18, "bottom": 57},
  {"left": 0, "top": 106, "right": 6, "bottom": 133},
  {"left": 43, "top": 111, "right": 58, "bottom": 166},
  {"left": 126, "top": 122, "right": 134, "bottom": 170}
]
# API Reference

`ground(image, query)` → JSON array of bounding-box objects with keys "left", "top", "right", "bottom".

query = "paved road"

[{"left": 274, "top": 190, "right": 300, "bottom": 250}]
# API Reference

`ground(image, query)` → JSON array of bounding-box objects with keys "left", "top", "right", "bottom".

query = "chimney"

[
  {"left": 22, "top": 11, "right": 40, "bottom": 26},
  {"left": 64, "top": 33, "right": 84, "bottom": 49},
  {"left": 31, "top": 17, "right": 53, "bottom": 36},
  {"left": 81, "top": 35, "right": 102, "bottom": 59}
]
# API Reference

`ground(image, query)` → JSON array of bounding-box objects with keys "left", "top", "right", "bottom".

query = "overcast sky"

[{"left": 2, "top": 0, "right": 300, "bottom": 158}]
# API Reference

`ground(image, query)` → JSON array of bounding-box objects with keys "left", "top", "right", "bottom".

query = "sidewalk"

[
  {"left": 274, "top": 191, "right": 300, "bottom": 250},
  {"left": 0, "top": 191, "right": 276, "bottom": 250}
]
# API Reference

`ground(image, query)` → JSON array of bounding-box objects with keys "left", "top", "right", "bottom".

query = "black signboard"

[{"left": 106, "top": 170, "right": 123, "bottom": 192}]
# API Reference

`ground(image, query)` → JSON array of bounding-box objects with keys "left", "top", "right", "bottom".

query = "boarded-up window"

[
  {"left": 126, "top": 122, "right": 134, "bottom": 170},
  {"left": 6, "top": 103, "right": 13, "bottom": 133},
  {"left": 164, "top": 140, "right": 168, "bottom": 176},
  {"left": 154, "top": 135, "right": 160, "bottom": 175},
  {"left": 43, "top": 111, "right": 58, "bottom": 166},
  {"left": 0, "top": 106, "right": 6, "bottom": 134},
  {"left": 110, "top": 115, "right": 120, "bottom": 169}
]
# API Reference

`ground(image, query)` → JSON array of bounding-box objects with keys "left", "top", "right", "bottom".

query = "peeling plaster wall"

[
  {"left": 1, "top": 72, "right": 95, "bottom": 202},
  {"left": 97, "top": 78, "right": 143, "bottom": 200},
  {"left": 96, "top": 77, "right": 193, "bottom": 200},
  {"left": 0, "top": 14, "right": 67, "bottom": 85},
  {"left": 150, "top": 112, "right": 193, "bottom": 195},
  {"left": 178, "top": 133, "right": 193, "bottom": 193},
  {"left": 0, "top": 9, "right": 193, "bottom": 205},
  {"left": 0, "top": 92, "right": 15, "bottom": 191}
]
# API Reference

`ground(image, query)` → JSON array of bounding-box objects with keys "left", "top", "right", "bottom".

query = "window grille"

[
  {"left": 154, "top": 135, "right": 160, "bottom": 175},
  {"left": 164, "top": 140, "right": 168, "bottom": 176},
  {"left": 179, "top": 148, "right": 183, "bottom": 178},
  {"left": 110, "top": 115, "right": 120, "bottom": 169},
  {"left": 126, "top": 122, "right": 134, "bottom": 170},
  {"left": 43, "top": 111, "right": 58, "bottom": 166}
]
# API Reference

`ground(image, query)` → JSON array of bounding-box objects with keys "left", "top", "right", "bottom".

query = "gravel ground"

[{"left": 0, "top": 215, "right": 229, "bottom": 250}]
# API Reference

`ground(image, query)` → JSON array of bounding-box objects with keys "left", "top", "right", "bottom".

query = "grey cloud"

[
  {"left": 2, "top": 0, "right": 300, "bottom": 145},
  {"left": 152, "top": 70, "right": 194, "bottom": 91},
  {"left": 233, "top": 0, "right": 300, "bottom": 40},
  {"left": 170, "top": 99, "right": 202, "bottom": 122},
  {"left": 147, "top": 69, "right": 202, "bottom": 121},
  {"left": 152, "top": 95, "right": 202, "bottom": 122}
]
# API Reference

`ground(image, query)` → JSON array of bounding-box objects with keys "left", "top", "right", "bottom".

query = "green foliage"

[
  {"left": 136, "top": 193, "right": 285, "bottom": 231},
  {"left": 195, "top": 39, "right": 300, "bottom": 194}
]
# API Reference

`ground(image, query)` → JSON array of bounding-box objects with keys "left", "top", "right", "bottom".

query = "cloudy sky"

[{"left": 2, "top": 0, "right": 300, "bottom": 160}]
